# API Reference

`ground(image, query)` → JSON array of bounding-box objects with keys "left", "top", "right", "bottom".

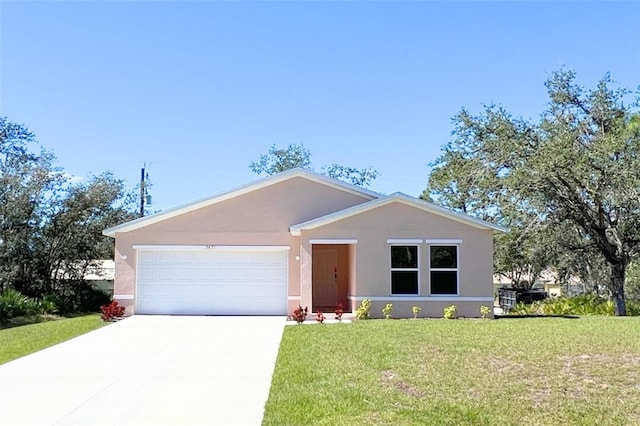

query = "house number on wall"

[{"left": 205, "top": 245, "right": 215, "bottom": 250}]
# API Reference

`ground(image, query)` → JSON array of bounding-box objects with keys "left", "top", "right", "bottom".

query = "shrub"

[
  {"left": 41, "top": 294, "right": 59, "bottom": 315},
  {"left": 334, "top": 303, "right": 344, "bottom": 322},
  {"left": 100, "top": 301, "right": 125, "bottom": 321},
  {"left": 507, "top": 294, "right": 638, "bottom": 317},
  {"left": 627, "top": 300, "right": 640, "bottom": 316},
  {"left": 382, "top": 303, "right": 393, "bottom": 319},
  {"left": 292, "top": 305, "right": 308, "bottom": 324},
  {"left": 511, "top": 301, "right": 543, "bottom": 315},
  {"left": 0, "top": 289, "right": 42, "bottom": 322},
  {"left": 55, "top": 280, "right": 111, "bottom": 314},
  {"left": 443, "top": 304, "right": 457, "bottom": 319},
  {"left": 316, "top": 310, "right": 325, "bottom": 324},
  {"left": 355, "top": 298, "right": 371, "bottom": 320},
  {"left": 411, "top": 305, "right": 421, "bottom": 319},
  {"left": 480, "top": 305, "right": 491, "bottom": 319}
]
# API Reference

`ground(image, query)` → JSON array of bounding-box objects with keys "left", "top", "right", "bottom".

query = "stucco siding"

[
  {"left": 111, "top": 176, "right": 372, "bottom": 314},
  {"left": 109, "top": 171, "right": 499, "bottom": 318},
  {"left": 137, "top": 177, "right": 371, "bottom": 234},
  {"left": 301, "top": 202, "right": 494, "bottom": 312}
]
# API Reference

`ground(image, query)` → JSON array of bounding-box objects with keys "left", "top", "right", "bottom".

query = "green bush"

[
  {"left": 0, "top": 289, "right": 42, "bottom": 321},
  {"left": 443, "top": 304, "right": 457, "bottom": 319},
  {"left": 41, "top": 294, "right": 59, "bottom": 314},
  {"left": 355, "top": 299, "right": 371, "bottom": 320},
  {"left": 510, "top": 301, "right": 543, "bottom": 315},
  {"left": 626, "top": 300, "right": 640, "bottom": 316},
  {"left": 382, "top": 303, "right": 393, "bottom": 319},
  {"left": 509, "top": 294, "right": 636, "bottom": 316},
  {"left": 54, "top": 280, "right": 111, "bottom": 314},
  {"left": 411, "top": 305, "right": 421, "bottom": 319},
  {"left": 480, "top": 305, "right": 492, "bottom": 319}
]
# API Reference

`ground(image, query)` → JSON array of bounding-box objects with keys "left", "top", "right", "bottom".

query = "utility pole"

[{"left": 140, "top": 165, "right": 145, "bottom": 218}]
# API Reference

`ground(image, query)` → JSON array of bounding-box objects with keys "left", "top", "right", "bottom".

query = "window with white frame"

[
  {"left": 429, "top": 245, "right": 458, "bottom": 295},
  {"left": 390, "top": 245, "right": 419, "bottom": 295}
]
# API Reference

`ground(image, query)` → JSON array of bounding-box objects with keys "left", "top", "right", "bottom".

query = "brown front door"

[{"left": 312, "top": 248, "right": 338, "bottom": 308}]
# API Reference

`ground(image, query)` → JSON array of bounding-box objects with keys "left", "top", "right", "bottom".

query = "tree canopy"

[
  {"left": 0, "top": 117, "right": 136, "bottom": 312},
  {"left": 250, "top": 143, "right": 379, "bottom": 188},
  {"left": 424, "top": 70, "right": 640, "bottom": 315}
]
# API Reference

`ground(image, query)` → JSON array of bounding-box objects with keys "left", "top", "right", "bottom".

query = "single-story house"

[{"left": 103, "top": 168, "right": 506, "bottom": 318}]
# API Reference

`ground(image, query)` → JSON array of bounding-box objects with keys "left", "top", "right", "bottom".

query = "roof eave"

[
  {"left": 103, "top": 168, "right": 380, "bottom": 236},
  {"left": 289, "top": 193, "right": 508, "bottom": 234}
]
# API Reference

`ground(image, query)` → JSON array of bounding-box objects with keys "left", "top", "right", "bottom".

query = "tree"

[
  {"left": 250, "top": 143, "right": 380, "bottom": 188},
  {"left": 0, "top": 117, "right": 61, "bottom": 293},
  {"left": 424, "top": 70, "right": 640, "bottom": 315},
  {"left": 249, "top": 143, "right": 311, "bottom": 175},
  {"left": 321, "top": 164, "right": 379, "bottom": 188},
  {"left": 0, "top": 117, "right": 136, "bottom": 310}
]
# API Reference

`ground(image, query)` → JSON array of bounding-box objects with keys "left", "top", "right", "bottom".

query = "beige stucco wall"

[
  {"left": 300, "top": 202, "right": 495, "bottom": 318},
  {"left": 112, "top": 176, "right": 372, "bottom": 314}
]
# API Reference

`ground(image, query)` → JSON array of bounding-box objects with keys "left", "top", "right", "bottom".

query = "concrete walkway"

[{"left": 0, "top": 315, "right": 286, "bottom": 426}]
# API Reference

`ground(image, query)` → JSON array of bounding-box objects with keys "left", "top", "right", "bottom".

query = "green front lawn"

[
  {"left": 0, "top": 314, "right": 105, "bottom": 364},
  {"left": 263, "top": 318, "right": 640, "bottom": 426}
]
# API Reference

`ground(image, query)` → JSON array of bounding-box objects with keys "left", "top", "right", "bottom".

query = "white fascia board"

[
  {"left": 103, "top": 168, "right": 380, "bottom": 237},
  {"left": 290, "top": 193, "right": 506, "bottom": 235},
  {"left": 290, "top": 196, "right": 393, "bottom": 234}
]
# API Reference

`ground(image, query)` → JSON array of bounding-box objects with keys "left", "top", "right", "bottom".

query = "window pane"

[
  {"left": 391, "top": 271, "right": 418, "bottom": 294},
  {"left": 430, "top": 246, "right": 457, "bottom": 268},
  {"left": 391, "top": 246, "right": 418, "bottom": 268},
  {"left": 430, "top": 271, "right": 457, "bottom": 294}
]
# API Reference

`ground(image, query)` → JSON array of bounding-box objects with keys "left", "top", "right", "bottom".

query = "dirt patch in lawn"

[{"left": 380, "top": 370, "right": 425, "bottom": 398}]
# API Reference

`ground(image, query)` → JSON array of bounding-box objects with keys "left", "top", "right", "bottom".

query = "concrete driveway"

[{"left": 0, "top": 315, "right": 286, "bottom": 426}]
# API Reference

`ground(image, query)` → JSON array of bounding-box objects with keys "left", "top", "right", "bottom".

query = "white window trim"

[
  {"left": 113, "top": 294, "right": 134, "bottom": 300},
  {"left": 425, "top": 239, "right": 462, "bottom": 244},
  {"left": 428, "top": 243, "right": 459, "bottom": 296},
  {"left": 390, "top": 244, "right": 420, "bottom": 296},
  {"left": 387, "top": 238, "right": 423, "bottom": 244}
]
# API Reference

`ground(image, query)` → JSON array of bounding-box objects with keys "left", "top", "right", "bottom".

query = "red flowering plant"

[
  {"left": 316, "top": 310, "right": 325, "bottom": 324},
  {"left": 334, "top": 303, "right": 344, "bottom": 322},
  {"left": 100, "top": 300, "right": 125, "bottom": 321},
  {"left": 292, "top": 305, "right": 308, "bottom": 324}
]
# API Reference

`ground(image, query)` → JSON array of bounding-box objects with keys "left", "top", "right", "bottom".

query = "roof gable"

[
  {"left": 103, "top": 168, "right": 380, "bottom": 237},
  {"left": 289, "top": 192, "right": 507, "bottom": 235}
]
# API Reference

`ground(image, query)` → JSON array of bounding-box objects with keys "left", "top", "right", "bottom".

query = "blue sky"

[{"left": 1, "top": 1, "right": 638, "bottom": 212}]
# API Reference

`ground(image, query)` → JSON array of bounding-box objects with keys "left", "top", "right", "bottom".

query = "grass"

[
  {"left": 0, "top": 314, "right": 105, "bottom": 364},
  {"left": 263, "top": 317, "right": 640, "bottom": 426}
]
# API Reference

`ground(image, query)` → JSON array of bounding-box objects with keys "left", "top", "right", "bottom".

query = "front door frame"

[{"left": 308, "top": 239, "right": 357, "bottom": 311}]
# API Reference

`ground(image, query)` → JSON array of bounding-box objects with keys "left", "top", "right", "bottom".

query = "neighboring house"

[
  {"left": 55, "top": 260, "right": 115, "bottom": 295},
  {"left": 85, "top": 260, "right": 115, "bottom": 295},
  {"left": 103, "top": 169, "right": 506, "bottom": 318},
  {"left": 493, "top": 269, "right": 585, "bottom": 300}
]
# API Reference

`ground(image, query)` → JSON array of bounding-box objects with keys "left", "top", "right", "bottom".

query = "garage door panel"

[{"left": 136, "top": 248, "right": 288, "bottom": 315}]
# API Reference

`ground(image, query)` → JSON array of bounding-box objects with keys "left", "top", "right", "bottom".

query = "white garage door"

[{"left": 135, "top": 247, "right": 288, "bottom": 315}]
